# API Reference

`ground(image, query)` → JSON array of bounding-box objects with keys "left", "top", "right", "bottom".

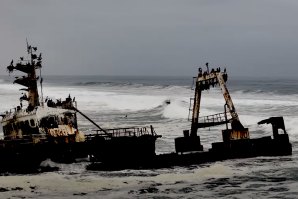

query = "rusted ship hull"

[
  {"left": 0, "top": 140, "right": 90, "bottom": 173},
  {"left": 0, "top": 130, "right": 291, "bottom": 172},
  {"left": 87, "top": 133, "right": 292, "bottom": 171},
  {"left": 85, "top": 126, "right": 161, "bottom": 164},
  {"left": 0, "top": 140, "right": 159, "bottom": 173},
  {"left": 88, "top": 135, "right": 159, "bottom": 162},
  {"left": 0, "top": 129, "right": 160, "bottom": 173},
  {"left": 0, "top": 140, "right": 45, "bottom": 173}
]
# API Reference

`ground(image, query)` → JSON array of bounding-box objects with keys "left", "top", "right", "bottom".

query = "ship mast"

[
  {"left": 7, "top": 40, "right": 42, "bottom": 111},
  {"left": 190, "top": 63, "right": 245, "bottom": 135}
]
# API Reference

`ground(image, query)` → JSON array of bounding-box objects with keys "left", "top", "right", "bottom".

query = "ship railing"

[
  {"left": 2, "top": 106, "right": 37, "bottom": 118},
  {"left": 2, "top": 108, "right": 19, "bottom": 117},
  {"left": 198, "top": 112, "right": 226, "bottom": 123},
  {"left": 197, "top": 112, "right": 232, "bottom": 128},
  {"left": 85, "top": 126, "right": 161, "bottom": 140}
]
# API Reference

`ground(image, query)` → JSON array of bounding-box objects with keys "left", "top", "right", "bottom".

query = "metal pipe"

[{"left": 72, "top": 107, "right": 110, "bottom": 136}]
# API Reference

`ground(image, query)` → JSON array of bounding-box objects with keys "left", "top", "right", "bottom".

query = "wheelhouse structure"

[
  {"left": 0, "top": 42, "right": 86, "bottom": 172},
  {"left": 1, "top": 42, "right": 83, "bottom": 143}
]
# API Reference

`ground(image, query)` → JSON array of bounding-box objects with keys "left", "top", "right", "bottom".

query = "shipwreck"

[{"left": 0, "top": 43, "right": 292, "bottom": 172}]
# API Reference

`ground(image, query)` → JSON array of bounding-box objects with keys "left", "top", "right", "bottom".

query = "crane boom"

[{"left": 190, "top": 65, "right": 246, "bottom": 137}]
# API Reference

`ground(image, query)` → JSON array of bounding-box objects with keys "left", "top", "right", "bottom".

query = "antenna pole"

[{"left": 40, "top": 68, "right": 44, "bottom": 107}]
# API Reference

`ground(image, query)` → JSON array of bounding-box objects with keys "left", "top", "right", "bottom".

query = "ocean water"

[{"left": 0, "top": 75, "right": 297, "bottom": 199}]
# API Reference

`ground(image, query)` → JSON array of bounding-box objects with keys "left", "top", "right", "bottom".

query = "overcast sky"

[{"left": 0, "top": 0, "right": 298, "bottom": 77}]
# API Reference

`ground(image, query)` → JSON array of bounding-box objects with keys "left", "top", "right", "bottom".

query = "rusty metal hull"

[
  {"left": 0, "top": 140, "right": 89, "bottom": 173},
  {"left": 0, "top": 140, "right": 46, "bottom": 173},
  {"left": 88, "top": 135, "right": 159, "bottom": 163},
  {"left": 0, "top": 129, "right": 291, "bottom": 172},
  {"left": 0, "top": 134, "right": 159, "bottom": 173},
  {"left": 87, "top": 134, "right": 292, "bottom": 171}
]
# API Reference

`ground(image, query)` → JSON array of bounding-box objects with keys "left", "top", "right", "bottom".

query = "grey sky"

[{"left": 0, "top": 0, "right": 298, "bottom": 77}]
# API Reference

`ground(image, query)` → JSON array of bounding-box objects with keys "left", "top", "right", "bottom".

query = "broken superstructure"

[
  {"left": 174, "top": 63, "right": 292, "bottom": 161},
  {"left": 175, "top": 63, "right": 249, "bottom": 154},
  {"left": 0, "top": 41, "right": 87, "bottom": 171},
  {"left": 2, "top": 41, "right": 83, "bottom": 143}
]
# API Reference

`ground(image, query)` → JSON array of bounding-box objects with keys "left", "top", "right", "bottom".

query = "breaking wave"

[{"left": 76, "top": 81, "right": 138, "bottom": 87}]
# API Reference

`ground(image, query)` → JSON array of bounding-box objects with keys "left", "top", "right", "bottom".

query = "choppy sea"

[{"left": 0, "top": 75, "right": 297, "bottom": 199}]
